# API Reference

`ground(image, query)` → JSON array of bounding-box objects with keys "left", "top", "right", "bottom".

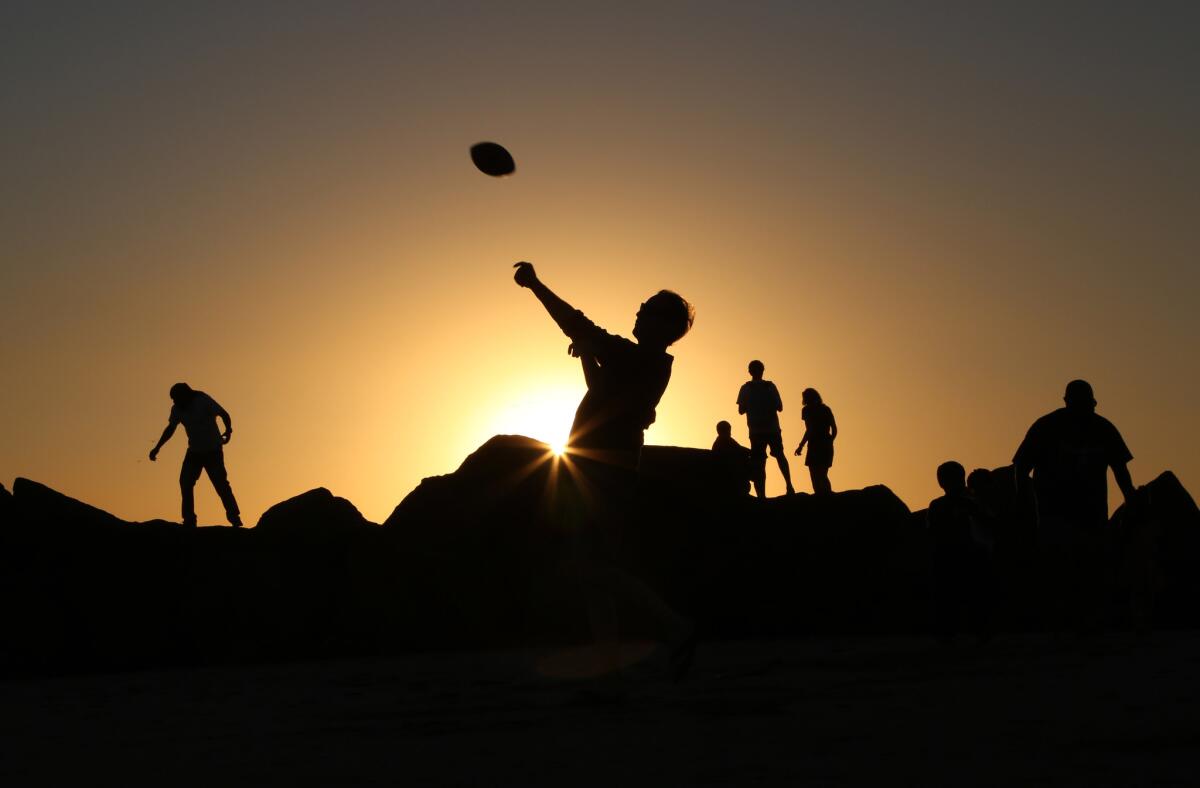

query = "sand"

[{"left": 3, "top": 633, "right": 1198, "bottom": 787}]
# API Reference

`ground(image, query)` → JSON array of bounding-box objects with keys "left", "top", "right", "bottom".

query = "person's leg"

[
  {"left": 768, "top": 434, "right": 795, "bottom": 494},
  {"left": 203, "top": 450, "right": 242, "bottom": 527},
  {"left": 749, "top": 435, "right": 768, "bottom": 498},
  {"left": 814, "top": 466, "right": 832, "bottom": 495},
  {"left": 179, "top": 451, "right": 204, "bottom": 526}
]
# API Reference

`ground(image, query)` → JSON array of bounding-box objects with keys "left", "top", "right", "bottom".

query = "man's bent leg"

[
  {"left": 203, "top": 450, "right": 242, "bottom": 527},
  {"left": 179, "top": 451, "right": 204, "bottom": 526}
]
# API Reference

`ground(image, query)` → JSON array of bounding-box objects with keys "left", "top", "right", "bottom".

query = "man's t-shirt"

[
  {"left": 169, "top": 391, "right": 228, "bottom": 452},
  {"left": 737, "top": 380, "right": 782, "bottom": 435},
  {"left": 558, "top": 309, "right": 673, "bottom": 458},
  {"left": 1012, "top": 408, "right": 1132, "bottom": 525}
]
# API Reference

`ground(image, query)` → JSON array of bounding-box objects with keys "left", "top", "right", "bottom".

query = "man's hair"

[
  {"left": 802, "top": 387, "right": 822, "bottom": 406},
  {"left": 169, "top": 382, "right": 194, "bottom": 402},
  {"left": 748, "top": 359, "right": 765, "bottom": 377},
  {"left": 644, "top": 290, "right": 694, "bottom": 346},
  {"left": 967, "top": 467, "right": 991, "bottom": 493},
  {"left": 936, "top": 460, "right": 966, "bottom": 491},
  {"left": 1064, "top": 379, "right": 1096, "bottom": 409},
  {"left": 716, "top": 420, "right": 732, "bottom": 436}
]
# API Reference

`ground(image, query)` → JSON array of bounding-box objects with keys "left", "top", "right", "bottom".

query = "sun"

[{"left": 488, "top": 387, "right": 577, "bottom": 456}]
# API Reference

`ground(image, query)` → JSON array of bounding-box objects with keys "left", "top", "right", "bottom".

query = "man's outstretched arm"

[
  {"left": 149, "top": 423, "right": 177, "bottom": 461},
  {"left": 513, "top": 262, "right": 587, "bottom": 339}
]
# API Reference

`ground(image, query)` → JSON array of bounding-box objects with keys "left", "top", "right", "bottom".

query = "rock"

[{"left": 385, "top": 436, "right": 922, "bottom": 642}]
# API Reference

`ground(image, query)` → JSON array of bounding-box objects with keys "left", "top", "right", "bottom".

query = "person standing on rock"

[
  {"left": 737, "top": 360, "right": 796, "bottom": 497},
  {"left": 513, "top": 261, "right": 697, "bottom": 680},
  {"left": 149, "top": 382, "right": 242, "bottom": 528},
  {"left": 794, "top": 387, "right": 837, "bottom": 495},
  {"left": 1013, "top": 379, "right": 1135, "bottom": 629}
]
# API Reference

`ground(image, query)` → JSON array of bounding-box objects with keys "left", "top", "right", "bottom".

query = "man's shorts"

[{"left": 749, "top": 431, "right": 785, "bottom": 460}]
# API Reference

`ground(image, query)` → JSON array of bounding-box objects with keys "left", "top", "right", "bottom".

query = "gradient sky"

[{"left": 3, "top": 1, "right": 1198, "bottom": 523}]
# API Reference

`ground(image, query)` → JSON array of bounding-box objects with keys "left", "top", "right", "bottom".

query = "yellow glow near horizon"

[{"left": 489, "top": 385, "right": 577, "bottom": 457}]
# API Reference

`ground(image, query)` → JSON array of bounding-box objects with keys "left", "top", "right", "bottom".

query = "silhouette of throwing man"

[
  {"left": 737, "top": 360, "right": 795, "bottom": 497},
  {"left": 794, "top": 387, "right": 837, "bottom": 495},
  {"left": 1013, "top": 379, "right": 1135, "bottom": 627},
  {"left": 149, "top": 383, "right": 242, "bottom": 528},
  {"left": 513, "top": 261, "right": 696, "bottom": 678}
]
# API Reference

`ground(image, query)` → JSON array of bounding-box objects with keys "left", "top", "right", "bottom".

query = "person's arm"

[
  {"left": 774, "top": 384, "right": 783, "bottom": 413},
  {"left": 1112, "top": 461, "right": 1136, "bottom": 506},
  {"left": 794, "top": 429, "right": 809, "bottom": 456},
  {"left": 829, "top": 409, "right": 838, "bottom": 441},
  {"left": 149, "top": 422, "right": 177, "bottom": 461},
  {"left": 568, "top": 343, "right": 600, "bottom": 388},
  {"left": 215, "top": 404, "right": 233, "bottom": 444},
  {"left": 513, "top": 262, "right": 596, "bottom": 344}
]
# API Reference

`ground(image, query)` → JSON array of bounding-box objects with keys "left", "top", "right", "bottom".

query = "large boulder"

[
  {"left": 385, "top": 436, "right": 922, "bottom": 642},
  {"left": 1112, "top": 471, "right": 1200, "bottom": 627}
]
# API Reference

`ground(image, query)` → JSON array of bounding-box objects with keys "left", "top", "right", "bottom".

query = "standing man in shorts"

[{"left": 737, "top": 360, "right": 796, "bottom": 498}]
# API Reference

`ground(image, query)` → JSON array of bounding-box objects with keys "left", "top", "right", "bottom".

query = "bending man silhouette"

[
  {"left": 1013, "top": 379, "right": 1135, "bottom": 628},
  {"left": 149, "top": 382, "right": 242, "bottom": 528},
  {"left": 737, "top": 360, "right": 795, "bottom": 497},
  {"left": 513, "top": 261, "right": 696, "bottom": 678}
]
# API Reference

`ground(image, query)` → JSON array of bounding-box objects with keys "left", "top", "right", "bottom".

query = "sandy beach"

[{"left": 5, "top": 632, "right": 1198, "bottom": 787}]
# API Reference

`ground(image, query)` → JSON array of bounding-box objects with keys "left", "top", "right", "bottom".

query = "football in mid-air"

[{"left": 470, "top": 141, "right": 515, "bottom": 177}]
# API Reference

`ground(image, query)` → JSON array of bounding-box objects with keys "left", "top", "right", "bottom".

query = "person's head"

[
  {"left": 747, "top": 360, "right": 765, "bottom": 380},
  {"left": 936, "top": 461, "right": 966, "bottom": 493},
  {"left": 169, "top": 382, "right": 195, "bottom": 404},
  {"left": 1063, "top": 379, "right": 1096, "bottom": 412},
  {"left": 632, "top": 290, "right": 694, "bottom": 348},
  {"left": 716, "top": 420, "right": 732, "bottom": 438},
  {"left": 802, "top": 387, "right": 822, "bottom": 406},
  {"left": 967, "top": 468, "right": 991, "bottom": 496}
]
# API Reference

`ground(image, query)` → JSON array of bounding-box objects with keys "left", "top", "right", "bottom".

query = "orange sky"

[{"left": 3, "top": 3, "right": 1197, "bottom": 523}]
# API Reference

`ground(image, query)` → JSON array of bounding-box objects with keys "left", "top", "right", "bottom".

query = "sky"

[{"left": 3, "top": 1, "right": 1198, "bottom": 523}]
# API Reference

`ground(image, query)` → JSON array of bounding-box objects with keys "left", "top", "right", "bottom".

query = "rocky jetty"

[{"left": 1, "top": 437, "right": 1195, "bottom": 676}]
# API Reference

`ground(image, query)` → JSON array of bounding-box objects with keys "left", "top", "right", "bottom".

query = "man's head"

[
  {"left": 747, "top": 360, "right": 765, "bottom": 380},
  {"left": 716, "top": 420, "right": 732, "bottom": 438},
  {"left": 1063, "top": 379, "right": 1096, "bottom": 412},
  {"left": 967, "top": 467, "right": 991, "bottom": 496},
  {"left": 632, "top": 290, "right": 694, "bottom": 348},
  {"left": 936, "top": 460, "right": 966, "bottom": 494},
  {"left": 169, "top": 382, "right": 195, "bottom": 405}
]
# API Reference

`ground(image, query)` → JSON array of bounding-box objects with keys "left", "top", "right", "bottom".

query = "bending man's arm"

[
  {"left": 149, "top": 423, "right": 177, "bottom": 461},
  {"left": 216, "top": 405, "right": 233, "bottom": 444}
]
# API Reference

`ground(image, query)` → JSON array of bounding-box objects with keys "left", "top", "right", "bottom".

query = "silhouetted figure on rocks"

[
  {"left": 1013, "top": 379, "right": 1136, "bottom": 630},
  {"left": 795, "top": 387, "right": 837, "bottom": 495},
  {"left": 513, "top": 261, "right": 696, "bottom": 679},
  {"left": 149, "top": 383, "right": 242, "bottom": 527},
  {"left": 712, "top": 420, "right": 751, "bottom": 496},
  {"left": 737, "top": 360, "right": 795, "bottom": 498},
  {"left": 927, "top": 461, "right": 994, "bottom": 641}
]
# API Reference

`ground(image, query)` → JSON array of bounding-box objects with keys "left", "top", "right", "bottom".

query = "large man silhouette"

[
  {"left": 1014, "top": 379, "right": 1135, "bottom": 528},
  {"left": 1013, "top": 379, "right": 1134, "bottom": 625},
  {"left": 149, "top": 382, "right": 242, "bottom": 527}
]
